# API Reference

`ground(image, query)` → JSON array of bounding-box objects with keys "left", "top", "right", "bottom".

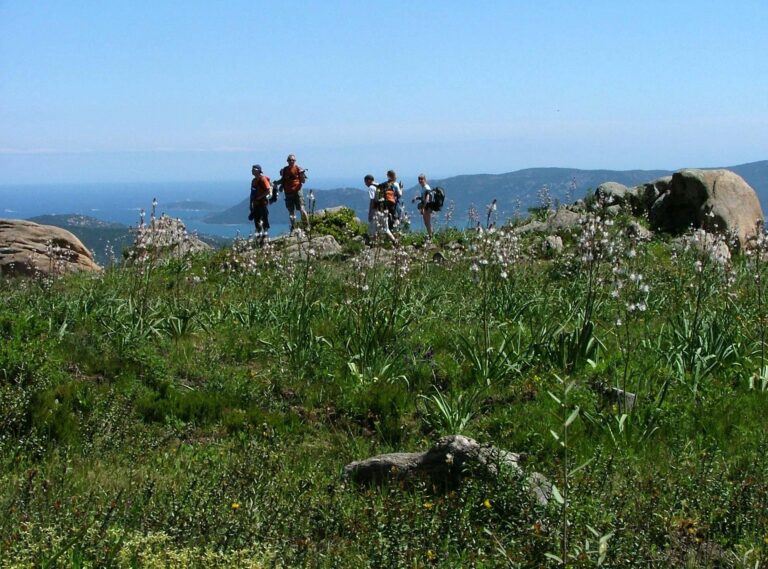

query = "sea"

[{"left": 0, "top": 178, "right": 362, "bottom": 239}]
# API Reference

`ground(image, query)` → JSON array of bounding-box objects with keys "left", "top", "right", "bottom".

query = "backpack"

[
  {"left": 377, "top": 182, "right": 397, "bottom": 205},
  {"left": 430, "top": 187, "right": 445, "bottom": 212}
]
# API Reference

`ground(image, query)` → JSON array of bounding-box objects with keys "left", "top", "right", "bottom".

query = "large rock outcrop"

[
  {"left": 0, "top": 219, "right": 100, "bottom": 277},
  {"left": 649, "top": 169, "right": 763, "bottom": 249}
]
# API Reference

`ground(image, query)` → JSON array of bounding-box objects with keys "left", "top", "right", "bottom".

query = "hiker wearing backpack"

[
  {"left": 365, "top": 174, "right": 397, "bottom": 246},
  {"left": 377, "top": 170, "right": 402, "bottom": 234},
  {"left": 413, "top": 174, "right": 445, "bottom": 240},
  {"left": 415, "top": 173, "right": 434, "bottom": 240},
  {"left": 279, "top": 154, "right": 309, "bottom": 232},
  {"left": 248, "top": 164, "right": 272, "bottom": 243}
]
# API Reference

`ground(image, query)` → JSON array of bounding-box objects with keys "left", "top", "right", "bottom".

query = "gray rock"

[
  {"left": 630, "top": 176, "right": 672, "bottom": 214},
  {"left": 514, "top": 209, "right": 582, "bottom": 235},
  {"left": 541, "top": 235, "right": 564, "bottom": 255},
  {"left": 605, "top": 205, "right": 622, "bottom": 217},
  {"left": 283, "top": 234, "right": 341, "bottom": 260},
  {"left": 0, "top": 219, "right": 101, "bottom": 277},
  {"left": 625, "top": 221, "right": 653, "bottom": 241},
  {"left": 546, "top": 208, "right": 582, "bottom": 231},
  {"left": 343, "top": 435, "right": 551, "bottom": 506},
  {"left": 527, "top": 471, "right": 553, "bottom": 507},
  {"left": 125, "top": 215, "right": 211, "bottom": 265},
  {"left": 649, "top": 169, "right": 763, "bottom": 250},
  {"left": 604, "top": 387, "right": 637, "bottom": 413},
  {"left": 595, "top": 182, "right": 630, "bottom": 206},
  {"left": 353, "top": 247, "right": 397, "bottom": 266},
  {"left": 513, "top": 220, "right": 547, "bottom": 235},
  {"left": 343, "top": 435, "right": 521, "bottom": 485},
  {"left": 673, "top": 229, "right": 731, "bottom": 265}
]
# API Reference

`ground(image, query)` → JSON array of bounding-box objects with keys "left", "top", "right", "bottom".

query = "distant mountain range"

[
  {"left": 21, "top": 161, "right": 768, "bottom": 258},
  {"left": 203, "top": 161, "right": 768, "bottom": 226},
  {"left": 28, "top": 214, "right": 229, "bottom": 265}
]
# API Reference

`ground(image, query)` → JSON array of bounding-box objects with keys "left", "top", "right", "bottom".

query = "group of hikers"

[{"left": 249, "top": 155, "right": 444, "bottom": 244}]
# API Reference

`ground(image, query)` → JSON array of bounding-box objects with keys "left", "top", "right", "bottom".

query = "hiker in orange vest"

[
  {"left": 248, "top": 164, "right": 272, "bottom": 243},
  {"left": 279, "top": 154, "right": 309, "bottom": 232}
]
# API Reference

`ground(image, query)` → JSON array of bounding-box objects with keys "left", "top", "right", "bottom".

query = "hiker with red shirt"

[
  {"left": 279, "top": 154, "right": 309, "bottom": 232},
  {"left": 249, "top": 164, "right": 272, "bottom": 242}
]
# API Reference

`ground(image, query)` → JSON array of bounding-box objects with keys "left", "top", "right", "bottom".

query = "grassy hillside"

[{"left": 2, "top": 215, "right": 768, "bottom": 567}]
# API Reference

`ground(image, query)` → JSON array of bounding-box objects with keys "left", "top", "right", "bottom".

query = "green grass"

[{"left": 1, "top": 218, "right": 768, "bottom": 567}]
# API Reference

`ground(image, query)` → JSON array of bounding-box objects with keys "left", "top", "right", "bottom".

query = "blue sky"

[{"left": 1, "top": 0, "right": 767, "bottom": 184}]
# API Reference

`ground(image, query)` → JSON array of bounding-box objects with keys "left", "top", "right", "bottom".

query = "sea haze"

[{"left": 0, "top": 176, "right": 363, "bottom": 238}]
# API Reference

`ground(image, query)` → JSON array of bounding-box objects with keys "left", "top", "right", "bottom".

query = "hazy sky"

[{"left": 1, "top": 1, "right": 767, "bottom": 184}]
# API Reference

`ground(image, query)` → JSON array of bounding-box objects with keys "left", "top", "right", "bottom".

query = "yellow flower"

[
  {"left": 426, "top": 549, "right": 437, "bottom": 561},
  {"left": 483, "top": 498, "right": 492, "bottom": 509},
  {"left": 231, "top": 502, "right": 240, "bottom": 510},
  {"left": 423, "top": 501, "right": 434, "bottom": 510}
]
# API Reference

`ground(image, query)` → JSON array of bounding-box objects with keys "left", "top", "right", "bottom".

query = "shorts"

[
  {"left": 284, "top": 192, "right": 304, "bottom": 213},
  {"left": 381, "top": 201, "right": 397, "bottom": 230},
  {"left": 252, "top": 204, "right": 270, "bottom": 231}
]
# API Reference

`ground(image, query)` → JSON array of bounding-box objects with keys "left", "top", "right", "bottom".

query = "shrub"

[{"left": 307, "top": 207, "right": 367, "bottom": 244}]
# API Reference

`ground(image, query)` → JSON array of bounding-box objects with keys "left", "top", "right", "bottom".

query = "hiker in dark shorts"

[
  {"left": 249, "top": 164, "right": 272, "bottom": 242},
  {"left": 379, "top": 169, "right": 402, "bottom": 233},
  {"left": 415, "top": 173, "right": 434, "bottom": 240},
  {"left": 279, "top": 154, "right": 309, "bottom": 232},
  {"left": 365, "top": 174, "right": 396, "bottom": 245}
]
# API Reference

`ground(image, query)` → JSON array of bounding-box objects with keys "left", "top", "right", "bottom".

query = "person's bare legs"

[{"left": 423, "top": 208, "right": 433, "bottom": 240}]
